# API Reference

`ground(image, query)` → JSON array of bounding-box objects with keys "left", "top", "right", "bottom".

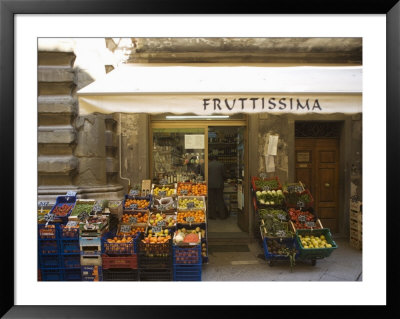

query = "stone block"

[
  {"left": 38, "top": 155, "right": 78, "bottom": 174},
  {"left": 38, "top": 95, "right": 77, "bottom": 114},
  {"left": 38, "top": 66, "right": 75, "bottom": 82},
  {"left": 75, "top": 158, "right": 107, "bottom": 185},
  {"left": 38, "top": 51, "right": 76, "bottom": 67},
  {"left": 75, "top": 116, "right": 106, "bottom": 157},
  {"left": 106, "top": 158, "right": 119, "bottom": 173},
  {"left": 38, "top": 82, "right": 75, "bottom": 96},
  {"left": 104, "top": 131, "right": 117, "bottom": 147},
  {"left": 38, "top": 126, "right": 76, "bottom": 144}
]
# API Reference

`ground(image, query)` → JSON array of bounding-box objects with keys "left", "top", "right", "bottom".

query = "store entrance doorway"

[
  {"left": 207, "top": 126, "right": 248, "bottom": 240},
  {"left": 295, "top": 138, "right": 340, "bottom": 233}
]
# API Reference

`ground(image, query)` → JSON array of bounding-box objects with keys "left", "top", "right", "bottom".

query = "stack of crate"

[
  {"left": 102, "top": 231, "right": 139, "bottom": 281},
  {"left": 173, "top": 244, "right": 202, "bottom": 281},
  {"left": 80, "top": 236, "right": 103, "bottom": 281},
  {"left": 349, "top": 200, "right": 362, "bottom": 250},
  {"left": 60, "top": 223, "right": 81, "bottom": 281},
  {"left": 38, "top": 223, "right": 63, "bottom": 281}
]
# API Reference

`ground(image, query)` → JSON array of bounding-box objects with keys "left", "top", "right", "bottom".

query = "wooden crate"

[
  {"left": 349, "top": 217, "right": 362, "bottom": 231},
  {"left": 350, "top": 201, "right": 362, "bottom": 213},
  {"left": 350, "top": 236, "right": 362, "bottom": 250}
]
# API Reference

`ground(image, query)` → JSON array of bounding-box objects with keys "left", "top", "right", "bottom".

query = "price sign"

[
  {"left": 276, "top": 230, "right": 286, "bottom": 237},
  {"left": 44, "top": 213, "right": 55, "bottom": 224},
  {"left": 66, "top": 191, "right": 77, "bottom": 197},
  {"left": 66, "top": 221, "right": 78, "bottom": 227},
  {"left": 93, "top": 204, "right": 102, "bottom": 212},
  {"left": 298, "top": 214, "right": 307, "bottom": 223},
  {"left": 120, "top": 224, "right": 131, "bottom": 233},
  {"left": 129, "top": 189, "right": 139, "bottom": 196},
  {"left": 186, "top": 216, "right": 195, "bottom": 223},
  {"left": 306, "top": 221, "right": 316, "bottom": 228},
  {"left": 152, "top": 226, "right": 162, "bottom": 233},
  {"left": 130, "top": 204, "right": 138, "bottom": 210},
  {"left": 259, "top": 173, "right": 267, "bottom": 179},
  {"left": 262, "top": 186, "right": 270, "bottom": 191},
  {"left": 187, "top": 202, "right": 195, "bottom": 209},
  {"left": 129, "top": 216, "right": 137, "bottom": 224},
  {"left": 157, "top": 220, "right": 166, "bottom": 227},
  {"left": 158, "top": 191, "right": 167, "bottom": 197},
  {"left": 79, "top": 211, "right": 89, "bottom": 222},
  {"left": 277, "top": 213, "right": 286, "bottom": 221},
  {"left": 38, "top": 201, "right": 49, "bottom": 207},
  {"left": 180, "top": 189, "right": 188, "bottom": 195},
  {"left": 297, "top": 201, "right": 305, "bottom": 208}
]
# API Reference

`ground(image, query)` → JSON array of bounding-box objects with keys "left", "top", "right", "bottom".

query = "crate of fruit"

[
  {"left": 49, "top": 195, "right": 76, "bottom": 222},
  {"left": 148, "top": 212, "right": 177, "bottom": 228},
  {"left": 295, "top": 228, "right": 338, "bottom": 262},
  {"left": 151, "top": 184, "right": 177, "bottom": 198},
  {"left": 68, "top": 199, "right": 95, "bottom": 222},
  {"left": 254, "top": 189, "right": 285, "bottom": 208},
  {"left": 60, "top": 222, "right": 80, "bottom": 239},
  {"left": 260, "top": 213, "right": 295, "bottom": 240},
  {"left": 173, "top": 244, "right": 201, "bottom": 264},
  {"left": 138, "top": 229, "right": 172, "bottom": 256},
  {"left": 102, "top": 232, "right": 139, "bottom": 255},
  {"left": 117, "top": 224, "right": 147, "bottom": 237},
  {"left": 121, "top": 210, "right": 149, "bottom": 227},
  {"left": 177, "top": 182, "right": 207, "bottom": 196},
  {"left": 176, "top": 210, "right": 206, "bottom": 225},
  {"left": 287, "top": 207, "right": 323, "bottom": 231},
  {"left": 173, "top": 229, "right": 201, "bottom": 246},
  {"left": 152, "top": 197, "right": 176, "bottom": 214},
  {"left": 38, "top": 223, "right": 59, "bottom": 240},
  {"left": 284, "top": 188, "right": 314, "bottom": 209},
  {"left": 251, "top": 176, "right": 282, "bottom": 192},
  {"left": 177, "top": 196, "right": 206, "bottom": 211},
  {"left": 123, "top": 195, "right": 152, "bottom": 211}
]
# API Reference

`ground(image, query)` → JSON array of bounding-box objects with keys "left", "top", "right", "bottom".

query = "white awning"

[{"left": 77, "top": 64, "right": 362, "bottom": 115}]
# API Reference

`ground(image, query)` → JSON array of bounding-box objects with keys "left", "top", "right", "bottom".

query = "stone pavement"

[{"left": 202, "top": 238, "right": 362, "bottom": 281}]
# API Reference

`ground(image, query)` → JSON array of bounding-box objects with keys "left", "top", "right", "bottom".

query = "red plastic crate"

[
  {"left": 251, "top": 176, "right": 282, "bottom": 191},
  {"left": 102, "top": 254, "right": 138, "bottom": 269}
]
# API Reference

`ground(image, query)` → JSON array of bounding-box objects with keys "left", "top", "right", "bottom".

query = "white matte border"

[{"left": 15, "top": 14, "right": 385, "bottom": 305}]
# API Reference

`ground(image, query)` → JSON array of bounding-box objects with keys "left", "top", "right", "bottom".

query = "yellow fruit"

[{"left": 326, "top": 244, "right": 332, "bottom": 248}]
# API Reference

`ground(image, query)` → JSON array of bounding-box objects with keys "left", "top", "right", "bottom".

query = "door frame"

[
  {"left": 289, "top": 116, "right": 351, "bottom": 236},
  {"left": 149, "top": 117, "right": 250, "bottom": 238}
]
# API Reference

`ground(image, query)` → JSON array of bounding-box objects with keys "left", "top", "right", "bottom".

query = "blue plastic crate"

[
  {"left": 61, "top": 254, "right": 81, "bottom": 269},
  {"left": 102, "top": 231, "right": 140, "bottom": 255},
  {"left": 60, "top": 224, "right": 80, "bottom": 239},
  {"left": 173, "top": 245, "right": 202, "bottom": 264},
  {"left": 49, "top": 195, "right": 77, "bottom": 223},
  {"left": 38, "top": 223, "right": 60, "bottom": 240},
  {"left": 81, "top": 265, "right": 103, "bottom": 281},
  {"left": 63, "top": 268, "right": 82, "bottom": 281},
  {"left": 39, "top": 240, "right": 59, "bottom": 255},
  {"left": 39, "top": 255, "right": 61, "bottom": 268},
  {"left": 61, "top": 239, "right": 80, "bottom": 254},
  {"left": 40, "top": 268, "right": 63, "bottom": 281},
  {"left": 263, "top": 237, "right": 300, "bottom": 261},
  {"left": 173, "top": 264, "right": 202, "bottom": 281}
]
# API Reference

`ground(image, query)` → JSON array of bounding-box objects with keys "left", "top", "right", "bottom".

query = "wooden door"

[{"left": 295, "top": 138, "right": 340, "bottom": 233}]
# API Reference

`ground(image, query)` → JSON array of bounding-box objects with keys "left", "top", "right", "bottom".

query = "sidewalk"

[{"left": 202, "top": 238, "right": 362, "bottom": 281}]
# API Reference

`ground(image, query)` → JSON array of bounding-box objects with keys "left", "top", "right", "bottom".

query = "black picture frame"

[{"left": 1, "top": 0, "right": 398, "bottom": 317}]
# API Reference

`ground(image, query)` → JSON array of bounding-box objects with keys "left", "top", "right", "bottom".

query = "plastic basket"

[
  {"left": 123, "top": 194, "right": 152, "bottom": 211},
  {"left": 173, "top": 245, "right": 201, "bottom": 264},
  {"left": 284, "top": 188, "right": 314, "bottom": 209},
  {"left": 295, "top": 228, "right": 338, "bottom": 260},
  {"left": 39, "top": 255, "right": 61, "bottom": 268},
  {"left": 177, "top": 196, "right": 206, "bottom": 211},
  {"left": 63, "top": 268, "right": 82, "bottom": 281},
  {"left": 80, "top": 254, "right": 102, "bottom": 266},
  {"left": 173, "top": 264, "right": 202, "bottom": 281},
  {"left": 263, "top": 237, "right": 299, "bottom": 261},
  {"left": 61, "top": 254, "right": 81, "bottom": 269},
  {"left": 60, "top": 225, "right": 80, "bottom": 239},
  {"left": 103, "top": 269, "right": 139, "bottom": 281},
  {"left": 151, "top": 184, "right": 177, "bottom": 198},
  {"left": 81, "top": 265, "right": 102, "bottom": 280},
  {"left": 251, "top": 176, "right": 282, "bottom": 192},
  {"left": 38, "top": 223, "right": 59, "bottom": 240},
  {"left": 102, "top": 254, "right": 138, "bottom": 269},
  {"left": 39, "top": 240, "right": 59, "bottom": 255},
  {"left": 138, "top": 268, "right": 172, "bottom": 281},
  {"left": 40, "top": 268, "right": 63, "bottom": 281},
  {"left": 61, "top": 239, "right": 80, "bottom": 254},
  {"left": 177, "top": 182, "right": 207, "bottom": 197},
  {"left": 80, "top": 237, "right": 102, "bottom": 255},
  {"left": 121, "top": 210, "right": 150, "bottom": 226},
  {"left": 49, "top": 195, "right": 76, "bottom": 222},
  {"left": 138, "top": 232, "right": 172, "bottom": 257},
  {"left": 69, "top": 199, "right": 96, "bottom": 220},
  {"left": 148, "top": 212, "right": 177, "bottom": 228},
  {"left": 102, "top": 232, "right": 139, "bottom": 255}
]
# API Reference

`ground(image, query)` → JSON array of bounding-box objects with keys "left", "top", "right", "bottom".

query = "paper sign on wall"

[
  {"left": 267, "top": 135, "right": 279, "bottom": 155},
  {"left": 265, "top": 155, "right": 275, "bottom": 173},
  {"left": 185, "top": 134, "right": 204, "bottom": 149}
]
